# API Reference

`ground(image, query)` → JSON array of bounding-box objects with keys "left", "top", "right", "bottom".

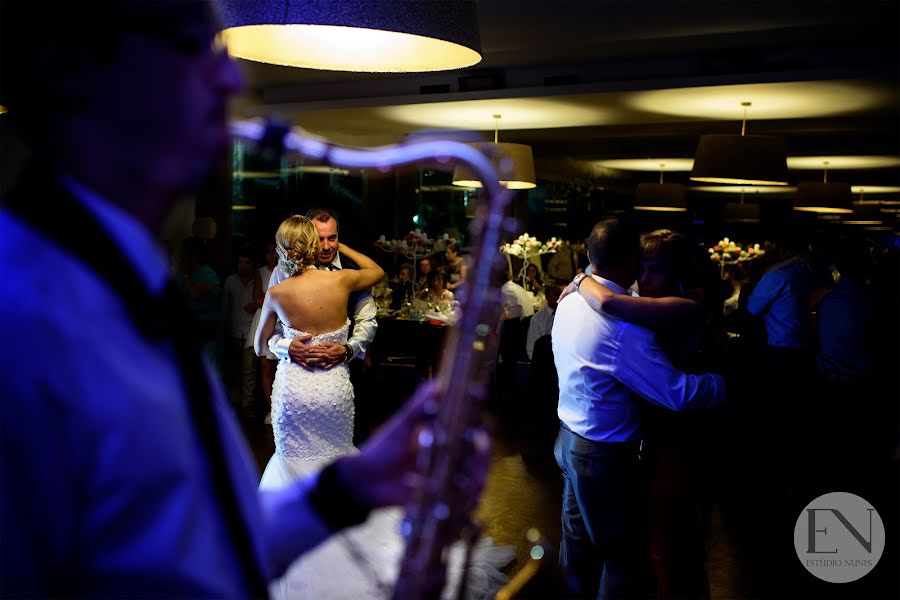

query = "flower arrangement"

[
  {"left": 500, "top": 233, "right": 559, "bottom": 289},
  {"left": 500, "top": 233, "right": 561, "bottom": 259},
  {"left": 375, "top": 229, "right": 455, "bottom": 259},
  {"left": 708, "top": 237, "right": 765, "bottom": 275}
]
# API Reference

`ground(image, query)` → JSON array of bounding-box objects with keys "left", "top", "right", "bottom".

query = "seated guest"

[
  {"left": 390, "top": 263, "right": 414, "bottom": 310},
  {"left": 415, "top": 256, "right": 433, "bottom": 294},
  {"left": 418, "top": 269, "right": 454, "bottom": 305},
  {"left": 526, "top": 285, "right": 562, "bottom": 360},
  {"left": 500, "top": 268, "right": 535, "bottom": 320},
  {"left": 524, "top": 263, "right": 545, "bottom": 294},
  {"left": 444, "top": 242, "right": 468, "bottom": 292}
]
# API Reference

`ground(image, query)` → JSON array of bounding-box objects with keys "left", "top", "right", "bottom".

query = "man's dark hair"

[
  {"left": 586, "top": 218, "right": 639, "bottom": 271},
  {"left": 305, "top": 208, "right": 339, "bottom": 228}
]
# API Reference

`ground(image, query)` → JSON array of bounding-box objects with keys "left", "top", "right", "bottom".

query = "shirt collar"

[
  {"left": 59, "top": 175, "right": 170, "bottom": 294},
  {"left": 591, "top": 274, "right": 628, "bottom": 295}
]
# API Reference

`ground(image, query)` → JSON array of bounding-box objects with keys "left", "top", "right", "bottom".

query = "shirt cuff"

[{"left": 272, "top": 338, "right": 292, "bottom": 362}]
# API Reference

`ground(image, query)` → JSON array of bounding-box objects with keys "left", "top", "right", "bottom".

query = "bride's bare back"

[
  {"left": 269, "top": 268, "right": 355, "bottom": 335},
  {"left": 253, "top": 241, "right": 384, "bottom": 357}
]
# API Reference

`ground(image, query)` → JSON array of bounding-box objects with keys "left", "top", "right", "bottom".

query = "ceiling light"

[
  {"left": 843, "top": 203, "right": 883, "bottom": 226},
  {"left": 794, "top": 162, "right": 853, "bottom": 214},
  {"left": 692, "top": 186, "right": 796, "bottom": 194},
  {"left": 634, "top": 165, "right": 687, "bottom": 211},
  {"left": 219, "top": 0, "right": 482, "bottom": 72},
  {"left": 788, "top": 155, "right": 900, "bottom": 170},
  {"left": 594, "top": 158, "right": 694, "bottom": 172},
  {"left": 452, "top": 115, "right": 536, "bottom": 189},
  {"left": 691, "top": 102, "right": 789, "bottom": 186},
  {"left": 723, "top": 194, "right": 761, "bottom": 223},
  {"left": 851, "top": 186, "right": 900, "bottom": 194}
]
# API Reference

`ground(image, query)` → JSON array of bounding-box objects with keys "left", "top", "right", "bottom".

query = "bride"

[{"left": 255, "top": 215, "right": 513, "bottom": 599}]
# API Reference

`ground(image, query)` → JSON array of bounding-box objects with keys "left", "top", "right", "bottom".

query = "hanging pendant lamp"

[
  {"left": 452, "top": 115, "right": 536, "bottom": 190},
  {"left": 843, "top": 199, "right": 883, "bottom": 225},
  {"left": 723, "top": 192, "right": 761, "bottom": 222},
  {"left": 691, "top": 102, "right": 789, "bottom": 186},
  {"left": 634, "top": 165, "right": 687, "bottom": 211},
  {"left": 794, "top": 162, "right": 852, "bottom": 214},
  {"left": 218, "top": 0, "right": 482, "bottom": 72}
]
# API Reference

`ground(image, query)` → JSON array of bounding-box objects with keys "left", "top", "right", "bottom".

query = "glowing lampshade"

[
  {"left": 843, "top": 204, "right": 883, "bottom": 226},
  {"left": 794, "top": 182, "right": 853, "bottom": 214},
  {"left": 690, "top": 102, "right": 789, "bottom": 185},
  {"left": 219, "top": 0, "right": 482, "bottom": 72},
  {"left": 451, "top": 142, "right": 536, "bottom": 189},
  {"left": 691, "top": 134, "right": 789, "bottom": 185},
  {"left": 634, "top": 183, "right": 687, "bottom": 212},
  {"left": 723, "top": 201, "right": 761, "bottom": 223},
  {"left": 452, "top": 115, "right": 536, "bottom": 189}
]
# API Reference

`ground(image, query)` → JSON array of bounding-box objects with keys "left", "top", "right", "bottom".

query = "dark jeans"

[{"left": 554, "top": 425, "right": 648, "bottom": 599}]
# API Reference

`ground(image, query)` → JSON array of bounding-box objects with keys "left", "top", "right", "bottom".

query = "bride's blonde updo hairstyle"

[{"left": 275, "top": 215, "right": 319, "bottom": 276}]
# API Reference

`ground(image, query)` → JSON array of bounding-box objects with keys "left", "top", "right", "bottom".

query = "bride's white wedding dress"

[{"left": 260, "top": 321, "right": 515, "bottom": 599}]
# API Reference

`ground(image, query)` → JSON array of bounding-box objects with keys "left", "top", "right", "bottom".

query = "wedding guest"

[
  {"left": 552, "top": 219, "right": 725, "bottom": 599},
  {"left": 444, "top": 242, "right": 468, "bottom": 292},
  {"left": 526, "top": 285, "right": 562, "bottom": 360},
  {"left": 223, "top": 244, "right": 262, "bottom": 419}
]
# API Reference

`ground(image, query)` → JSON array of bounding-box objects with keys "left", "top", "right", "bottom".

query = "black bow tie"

[{"left": 319, "top": 263, "right": 339, "bottom": 271}]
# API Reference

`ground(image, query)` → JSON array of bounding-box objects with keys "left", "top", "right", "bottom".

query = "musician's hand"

[{"left": 337, "top": 381, "right": 440, "bottom": 508}]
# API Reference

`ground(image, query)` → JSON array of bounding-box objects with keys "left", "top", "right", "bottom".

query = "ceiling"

[{"left": 228, "top": 0, "right": 900, "bottom": 191}]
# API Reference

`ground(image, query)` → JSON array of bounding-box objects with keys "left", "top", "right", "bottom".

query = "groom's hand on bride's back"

[{"left": 335, "top": 381, "right": 491, "bottom": 510}]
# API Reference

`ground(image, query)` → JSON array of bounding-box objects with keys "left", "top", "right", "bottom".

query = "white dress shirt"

[
  {"left": 223, "top": 273, "right": 256, "bottom": 339},
  {"left": 552, "top": 275, "right": 725, "bottom": 442},
  {"left": 0, "top": 178, "right": 331, "bottom": 596},
  {"left": 500, "top": 280, "right": 535, "bottom": 320},
  {"left": 525, "top": 305, "right": 555, "bottom": 359}
]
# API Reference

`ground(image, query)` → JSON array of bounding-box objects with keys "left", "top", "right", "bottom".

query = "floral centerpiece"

[
  {"left": 500, "top": 233, "right": 559, "bottom": 290},
  {"left": 708, "top": 237, "right": 765, "bottom": 276}
]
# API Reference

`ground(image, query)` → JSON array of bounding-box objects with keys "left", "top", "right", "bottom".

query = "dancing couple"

[{"left": 254, "top": 215, "right": 514, "bottom": 599}]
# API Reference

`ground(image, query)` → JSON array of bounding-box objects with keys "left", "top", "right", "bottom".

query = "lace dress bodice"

[{"left": 271, "top": 320, "right": 355, "bottom": 460}]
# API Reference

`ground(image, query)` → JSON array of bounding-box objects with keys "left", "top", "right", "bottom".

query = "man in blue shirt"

[
  {"left": 0, "top": 2, "right": 480, "bottom": 596},
  {"left": 552, "top": 219, "right": 725, "bottom": 599}
]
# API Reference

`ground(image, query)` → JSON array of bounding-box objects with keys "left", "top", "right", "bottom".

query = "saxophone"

[{"left": 230, "top": 120, "right": 515, "bottom": 599}]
